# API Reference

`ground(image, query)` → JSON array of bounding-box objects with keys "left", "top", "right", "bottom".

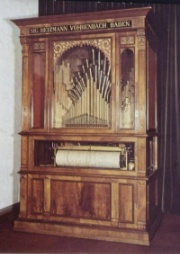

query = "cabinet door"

[
  {"left": 50, "top": 34, "right": 116, "bottom": 132},
  {"left": 116, "top": 32, "right": 136, "bottom": 130},
  {"left": 116, "top": 31, "right": 147, "bottom": 133},
  {"left": 30, "top": 41, "right": 46, "bottom": 129}
]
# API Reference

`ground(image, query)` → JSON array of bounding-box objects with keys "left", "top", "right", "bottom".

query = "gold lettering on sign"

[
  {"left": 69, "top": 23, "right": 107, "bottom": 31},
  {"left": 29, "top": 20, "right": 132, "bottom": 34},
  {"left": 29, "top": 28, "right": 39, "bottom": 34},
  {"left": 110, "top": 20, "right": 131, "bottom": 28},
  {"left": 39, "top": 26, "right": 68, "bottom": 33}
]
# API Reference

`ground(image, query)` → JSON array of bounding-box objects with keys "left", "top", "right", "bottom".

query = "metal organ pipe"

[{"left": 54, "top": 48, "right": 111, "bottom": 127}]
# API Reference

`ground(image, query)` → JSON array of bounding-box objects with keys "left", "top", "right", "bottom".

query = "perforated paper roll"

[{"left": 55, "top": 150, "right": 120, "bottom": 168}]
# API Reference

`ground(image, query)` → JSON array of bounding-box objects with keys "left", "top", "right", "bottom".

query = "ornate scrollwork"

[{"left": 54, "top": 38, "right": 111, "bottom": 65}]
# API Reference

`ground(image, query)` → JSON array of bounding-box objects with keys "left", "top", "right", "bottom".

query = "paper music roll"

[{"left": 55, "top": 150, "right": 120, "bottom": 168}]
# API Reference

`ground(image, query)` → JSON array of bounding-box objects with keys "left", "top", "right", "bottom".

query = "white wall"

[{"left": 0, "top": 0, "right": 38, "bottom": 209}]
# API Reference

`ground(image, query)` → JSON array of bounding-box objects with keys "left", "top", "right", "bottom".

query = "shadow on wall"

[
  {"left": 8, "top": 18, "right": 22, "bottom": 205},
  {"left": 0, "top": 0, "right": 38, "bottom": 210}
]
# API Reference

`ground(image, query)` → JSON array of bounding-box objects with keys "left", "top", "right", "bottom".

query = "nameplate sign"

[{"left": 29, "top": 20, "right": 132, "bottom": 34}]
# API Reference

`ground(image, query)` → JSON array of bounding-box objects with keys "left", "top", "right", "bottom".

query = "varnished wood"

[
  {"left": 12, "top": 7, "right": 161, "bottom": 245},
  {"left": 12, "top": 7, "right": 151, "bottom": 26}
]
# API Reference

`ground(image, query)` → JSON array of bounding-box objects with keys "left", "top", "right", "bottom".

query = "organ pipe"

[{"left": 54, "top": 48, "right": 111, "bottom": 127}]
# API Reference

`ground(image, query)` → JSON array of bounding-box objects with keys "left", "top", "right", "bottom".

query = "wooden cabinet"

[{"left": 12, "top": 7, "right": 161, "bottom": 245}]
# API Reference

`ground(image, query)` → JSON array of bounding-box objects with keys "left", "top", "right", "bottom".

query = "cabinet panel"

[
  {"left": 137, "top": 46, "right": 146, "bottom": 132},
  {"left": 21, "top": 49, "right": 29, "bottom": 130},
  {"left": 119, "top": 183, "right": 134, "bottom": 223},
  {"left": 147, "top": 42, "right": 157, "bottom": 130},
  {"left": 116, "top": 32, "right": 137, "bottom": 131},
  {"left": 28, "top": 176, "right": 44, "bottom": 216},
  {"left": 31, "top": 50, "right": 45, "bottom": 128},
  {"left": 147, "top": 173, "right": 159, "bottom": 221},
  {"left": 119, "top": 47, "right": 135, "bottom": 129},
  {"left": 51, "top": 180, "right": 111, "bottom": 220},
  {"left": 19, "top": 174, "right": 28, "bottom": 218}
]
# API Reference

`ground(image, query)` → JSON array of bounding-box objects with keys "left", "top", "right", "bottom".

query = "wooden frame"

[{"left": 12, "top": 7, "right": 161, "bottom": 245}]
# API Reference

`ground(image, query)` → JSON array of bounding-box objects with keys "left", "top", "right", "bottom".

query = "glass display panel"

[
  {"left": 32, "top": 53, "right": 45, "bottom": 128},
  {"left": 34, "top": 140, "right": 135, "bottom": 171},
  {"left": 34, "top": 141, "right": 54, "bottom": 166},
  {"left": 119, "top": 48, "right": 135, "bottom": 129},
  {"left": 53, "top": 44, "right": 111, "bottom": 128}
]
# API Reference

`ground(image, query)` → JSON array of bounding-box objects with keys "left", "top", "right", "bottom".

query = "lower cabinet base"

[{"left": 14, "top": 212, "right": 162, "bottom": 246}]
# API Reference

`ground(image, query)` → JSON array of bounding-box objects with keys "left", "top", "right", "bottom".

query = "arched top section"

[
  {"left": 121, "top": 48, "right": 134, "bottom": 87},
  {"left": 55, "top": 44, "right": 110, "bottom": 83},
  {"left": 54, "top": 38, "right": 111, "bottom": 65},
  {"left": 53, "top": 44, "right": 112, "bottom": 128}
]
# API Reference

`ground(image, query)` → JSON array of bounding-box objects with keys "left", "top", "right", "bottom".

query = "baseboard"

[{"left": 0, "top": 202, "right": 20, "bottom": 218}]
